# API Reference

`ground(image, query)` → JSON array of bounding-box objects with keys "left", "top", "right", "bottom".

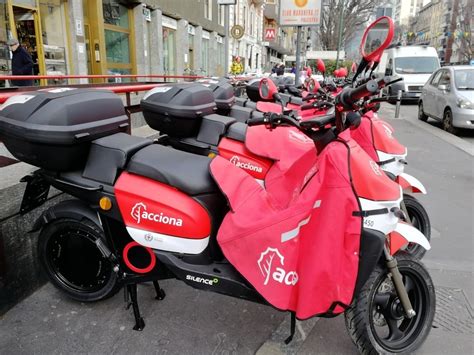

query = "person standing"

[
  {"left": 276, "top": 63, "right": 285, "bottom": 76},
  {"left": 7, "top": 38, "right": 34, "bottom": 87}
]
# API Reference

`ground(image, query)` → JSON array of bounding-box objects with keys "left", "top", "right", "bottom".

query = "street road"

[{"left": 0, "top": 104, "right": 472, "bottom": 354}]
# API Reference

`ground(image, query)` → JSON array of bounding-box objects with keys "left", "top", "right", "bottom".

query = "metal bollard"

[{"left": 395, "top": 90, "right": 402, "bottom": 118}]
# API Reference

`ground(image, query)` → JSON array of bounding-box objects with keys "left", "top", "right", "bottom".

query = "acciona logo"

[
  {"left": 370, "top": 160, "right": 383, "bottom": 176},
  {"left": 229, "top": 156, "right": 263, "bottom": 173},
  {"left": 257, "top": 247, "right": 298, "bottom": 286},
  {"left": 131, "top": 202, "right": 183, "bottom": 227},
  {"left": 382, "top": 124, "right": 394, "bottom": 139}
]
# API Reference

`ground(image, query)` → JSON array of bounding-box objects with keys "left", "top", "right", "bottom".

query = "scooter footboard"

[{"left": 353, "top": 228, "right": 385, "bottom": 295}]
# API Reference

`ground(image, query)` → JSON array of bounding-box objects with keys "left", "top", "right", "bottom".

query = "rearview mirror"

[
  {"left": 259, "top": 78, "right": 279, "bottom": 101},
  {"left": 360, "top": 16, "right": 394, "bottom": 62},
  {"left": 438, "top": 84, "right": 449, "bottom": 92},
  {"left": 351, "top": 62, "right": 357, "bottom": 73},
  {"left": 316, "top": 59, "right": 326, "bottom": 74},
  {"left": 306, "top": 78, "right": 321, "bottom": 93}
]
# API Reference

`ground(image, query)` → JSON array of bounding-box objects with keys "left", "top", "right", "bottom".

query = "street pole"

[
  {"left": 224, "top": 5, "right": 230, "bottom": 76},
  {"left": 295, "top": 26, "right": 302, "bottom": 86},
  {"left": 335, "top": 0, "right": 345, "bottom": 69}
]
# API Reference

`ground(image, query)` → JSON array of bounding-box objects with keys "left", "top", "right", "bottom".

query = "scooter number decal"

[{"left": 363, "top": 218, "right": 375, "bottom": 228}]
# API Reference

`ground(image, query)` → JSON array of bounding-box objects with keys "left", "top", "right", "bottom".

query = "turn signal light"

[{"left": 99, "top": 197, "right": 112, "bottom": 211}]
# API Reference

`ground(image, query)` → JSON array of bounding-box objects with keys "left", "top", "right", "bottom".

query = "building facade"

[
  {"left": 408, "top": 0, "right": 472, "bottom": 64},
  {"left": 0, "top": 0, "right": 240, "bottom": 84},
  {"left": 394, "top": 0, "right": 427, "bottom": 26}
]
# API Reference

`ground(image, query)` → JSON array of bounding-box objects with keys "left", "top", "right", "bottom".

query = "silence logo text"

[{"left": 131, "top": 202, "right": 183, "bottom": 227}]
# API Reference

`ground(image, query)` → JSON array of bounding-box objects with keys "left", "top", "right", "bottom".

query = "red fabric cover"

[
  {"left": 210, "top": 136, "right": 362, "bottom": 319},
  {"left": 371, "top": 118, "right": 406, "bottom": 155},
  {"left": 350, "top": 111, "right": 406, "bottom": 159},
  {"left": 349, "top": 113, "right": 379, "bottom": 161},
  {"left": 245, "top": 125, "right": 317, "bottom": 208}
]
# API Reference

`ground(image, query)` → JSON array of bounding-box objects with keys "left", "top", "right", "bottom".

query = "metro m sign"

[{"left": 264, "top": 28, "right": 276, "bottom": 41}]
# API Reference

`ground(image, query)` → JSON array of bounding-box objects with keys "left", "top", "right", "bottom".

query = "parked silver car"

[{"left": 418, "top": 66, "right": 474, "bottom": 134}]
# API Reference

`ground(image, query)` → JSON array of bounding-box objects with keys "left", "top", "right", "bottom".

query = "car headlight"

[{"left": 457, "top": 98, "right": 474, "bottom": 109}]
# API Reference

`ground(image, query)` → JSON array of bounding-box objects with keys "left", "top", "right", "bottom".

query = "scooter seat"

[
  {"left": 226, "top": 122, "right": 247, "bottom": 142},
  {"left": 126, "top": 144, "right": 217, "bottom": 196}
]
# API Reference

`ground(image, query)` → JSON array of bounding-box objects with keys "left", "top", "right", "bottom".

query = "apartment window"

[
  {"left": 243, "top": 6, "right": 246, "bottom": 29},
  {"left": 204, "top": 0, "right": 212, "bottom": 20},
  {"left": 218, "top": 5, "right": 225, "bottom": 26},
  {"left": 250, "top": 9, "right": 254, "bottom": 36}
]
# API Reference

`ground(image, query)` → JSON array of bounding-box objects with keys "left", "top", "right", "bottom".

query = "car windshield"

[
  {"left": 454, "top": 69, "right": 474, "bottom": 90},
  {"left": 394, "top": 57, "right": 439, "bottom": 74}
]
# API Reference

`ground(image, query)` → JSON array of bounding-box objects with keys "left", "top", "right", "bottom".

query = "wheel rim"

[
  {"left": 45, "top": 227, "right": 112, "bottom": 293},
  {"left": 443, "top": 111, "right": 452, "bottom": 131},
  {"left": 369, "top": 267, "right": 430, "bottom": 352},
  {"left": 418, "top": 104, "right": 423, "bottom": 119}
]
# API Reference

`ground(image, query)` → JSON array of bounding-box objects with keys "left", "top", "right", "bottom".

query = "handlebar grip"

[
  {"left": 300, "top": 102, "right": 315, "bottom": 110},
  {"left": 247, "top": 115, "right": 269, "bottom": 126},
  {"left": 300, "top": 113, "right": 335, "bottom": 129},
  {"left": 338, "top": 80, "right": 378, "bottom": 109}
]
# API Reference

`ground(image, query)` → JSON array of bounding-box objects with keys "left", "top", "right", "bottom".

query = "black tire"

[
  {"left": 418, "top": 102, "right": 428, "bottom": 122},
  {"left": 442, "top": 108, "right": 459, "bottom": 135},
  {"left": 345, "top": 253, "right": 435, "bottom": 354},
  {"left": 401, "top": 194, "right": 431, "bottom": 260},
  {"left": 38, "top": 218, "right": 120, "bottom": 302}
]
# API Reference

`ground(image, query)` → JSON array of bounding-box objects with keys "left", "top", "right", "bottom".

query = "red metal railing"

[
  {"left": 0, "top": 74, "right": 205, "bottom": 104},
  {"left": 0, "top": 73, "right": 204, "bottom": 81}
]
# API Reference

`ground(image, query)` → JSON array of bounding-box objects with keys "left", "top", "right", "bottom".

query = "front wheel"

[
  {"left": 442, "top": 109, "right": 459, "bottom": 135},
  {"left": 402, "top": 194, "right": 431, "bottom": 259},
  {"left": 418, "top": 102, "right": 428, "bottom": 122},
  {"left": 38, "top": 218, "right": 120, "bottom": 302},
  {"left": 345, "top": 253, "right": 435, "bottom": 354}
]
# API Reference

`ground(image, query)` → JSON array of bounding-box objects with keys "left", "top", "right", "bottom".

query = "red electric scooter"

[{"left": 0, "top": 16, "right": 435, "bottom": 354}]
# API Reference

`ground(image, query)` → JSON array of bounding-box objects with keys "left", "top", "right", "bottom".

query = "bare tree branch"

[{"left": 318, "top": 0, "right": 378, "bottom": 50}]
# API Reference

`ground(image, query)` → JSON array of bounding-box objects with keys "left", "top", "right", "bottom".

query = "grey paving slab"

[{"left": 0, "top": 281, "right": 285, "bottom": 354}]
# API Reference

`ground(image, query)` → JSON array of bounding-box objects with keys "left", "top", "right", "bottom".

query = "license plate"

[{"left": 20, "top": 174, "right": 50, "bottom": 214}]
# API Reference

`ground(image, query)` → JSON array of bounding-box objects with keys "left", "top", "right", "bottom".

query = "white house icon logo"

[
  {"left": 257, "top": 247, "right": 298, "bottom": 286},
  {"left": 131, "top": 202, "right": 146, "bottom": 224}
]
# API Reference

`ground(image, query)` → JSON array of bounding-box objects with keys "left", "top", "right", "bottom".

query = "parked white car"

[{"left": 418, "top": 66, "right": 474, "bottom": 134}]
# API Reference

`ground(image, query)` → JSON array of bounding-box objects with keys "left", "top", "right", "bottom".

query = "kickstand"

[
  {"left": 125, "top": 284, "right": 145, "bottom": 331},
  {"left": 152, "top": 280, "right": 166, "bottom": 300},
  {"left": 284, "top": 312, "right": 296, "bottom": 345}
]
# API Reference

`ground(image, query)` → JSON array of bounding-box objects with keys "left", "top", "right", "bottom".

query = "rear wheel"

[
  {"left": 38, "top": 218, "right": 120, "bottom": 302},
  {"left": 345, "top": 253, "right": 435, "bottom": 354},
  {"left": 401, "top": 194, "right": 431, "bottom": 259},
  {"left": 442, "top": 109, "right": 459, "bottom": 135},
  {"left": 418, "top": 102, "right": 428, "bottom": 122}
]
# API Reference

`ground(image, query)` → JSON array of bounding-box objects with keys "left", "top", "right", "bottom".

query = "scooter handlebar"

[
  {"left": 337, "top": 80, "right": 379, "bottom": 110},
  {"left": 247, "top": 114, "right": 270, "bottom": 126}
]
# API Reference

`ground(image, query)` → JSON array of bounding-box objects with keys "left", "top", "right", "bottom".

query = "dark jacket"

[{"left": 11, "top": 46, "right": 34, "bottom": 86}]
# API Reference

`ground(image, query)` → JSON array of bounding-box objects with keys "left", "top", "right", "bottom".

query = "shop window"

[
  {"left": 163, "top": 27, "right": 176, "bottom": 75},
  {"left": 12, "top": 0, "right": 36, "bottom": 8},
  {"left": 40, "top": 0, "right": 68, "bottom": 84},
  {"left": 202, "top": 38, "right": 209, "bottom": 75},
  {"left": 103, "top": 0, "right": 129, "bottom": 28},
  {"left": 102, "top": 0, "right": 132, "bottom": 78},
  {"left": 105, "top": 29, "right": 130, "bottom": 63},
  {"left": 217, "top": 40, "right": 224, "bottom": 76},
  {"left": 0, "top": 2, "right": 11, "bottom": 86}
]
